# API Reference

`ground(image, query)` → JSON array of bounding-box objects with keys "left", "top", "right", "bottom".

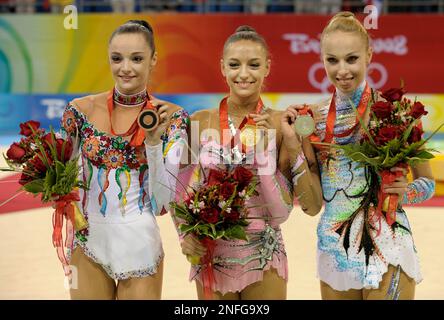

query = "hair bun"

[
  {"left": 331, "top": 11, "right": 356, "bottom": 22},
  {"left": 126, "top": 19, "right": 153, "bottom": 34},
  {"left": 235, "top": 25, "right": 256, "bottom": 34}
]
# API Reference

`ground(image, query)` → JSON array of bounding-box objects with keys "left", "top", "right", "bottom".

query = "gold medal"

[{"left": 240, "top": 124, "right": 259, "bottom": 148}]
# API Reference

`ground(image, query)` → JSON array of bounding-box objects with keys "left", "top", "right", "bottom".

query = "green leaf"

[
  {"left": 22, "top": 179, "right": 45, "bottom": 194},
  {"left": 42, "top": 169, "right": 57, "bottom": 201},
  {"left": 47, "top": 129, "right": 58, "bottom": 161},
  {"left": 172, "top": 204, "right": 192, "bottom": 222},
  {"left": 179, "top": 224, "right": 195, "bottom": 234},
  {"left": 401, "top": 119, "right": 419, "bottom": 144},
  {"left": 44, "top": 169, "right": 56, "bottom": 189},
  {"left": 210, "top": 223, "right": 216, "bottom": 236},
  {"left": 381, "top": 151, "right": 407, "bottom": 169},
  {"left": 55, "top": 160, "right": 65, "bottom": 178},
  {"left": 381, "top": 146, "right": 391, "bottom": 166},
  {"left": 47, "top": 158, "right": 80, "bottom": 196},
  {"left": 343, "top": 151, "right": 382, "bottom": 167},
  {"left": 196, "top": 224, "right": 211, "bottom": 238},
  {"left": 215, "top": 229, "right": 225, "bottom": 239},
  {"left": 411, "top": 150, "right": 435, "bottom": 160},
  {"left": 418, "top": 122, "right": 444, "bottom": 149},
  {"left": 2, "top": 153, "right": 21, "bottom": 171},
  {"left": 385, "top": 138, "right": 402, "bottom": 156},
  {"left": 224, "top": 225, "right": 248, "bottom": 241}
]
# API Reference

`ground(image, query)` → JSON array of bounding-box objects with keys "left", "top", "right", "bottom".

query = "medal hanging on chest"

[
  {"left": 107, "top": 88, "right": 157, "bottom": 147},
  {"left": 219, "top": 96, "right": 264, "bottom": 156},
  {"left": 315, "top": 83, "right": 371, "bottom": 165}
]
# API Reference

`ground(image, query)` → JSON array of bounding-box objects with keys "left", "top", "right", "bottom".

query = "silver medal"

[{"left": 294, "top": 115, "right": 315, "bottom": 137}]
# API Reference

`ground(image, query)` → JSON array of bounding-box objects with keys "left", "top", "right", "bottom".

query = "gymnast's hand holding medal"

[
  {"left": 139, "top": 98, "right": 170, "bottom": 145},
  {"left": 246, "top": 111, "right": 273, "bottom": 152},
  {"left": 220, "top": 96, "right": 272, "bottom": 157},
  {"left": 281, "top": 104, "right": 316, "bottom": 155}
]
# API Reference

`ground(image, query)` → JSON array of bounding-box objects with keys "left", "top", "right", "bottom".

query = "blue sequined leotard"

[{"left": 314, "top": 81, "right": 422, "bottom": 291}]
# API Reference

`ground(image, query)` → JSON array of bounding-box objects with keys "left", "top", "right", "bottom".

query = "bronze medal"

[{"left": 138, "top": 109, "right": 159, "bottom": 131}]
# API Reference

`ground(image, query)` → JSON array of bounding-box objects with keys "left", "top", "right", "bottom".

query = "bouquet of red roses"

[
  {"left": 323, "top": 86, "right": 443, "bottom": 266},
  {"left": 170, "top": 165, "right": 259, "bottom": 298},
  {"left": 1, "top": 120, "right": 88, "bottom": 275}
]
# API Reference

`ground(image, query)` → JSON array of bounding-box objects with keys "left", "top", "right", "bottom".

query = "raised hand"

[
  {"left": 143, "top": 98, "right": 170, "bottom": 146},
  {"left": 281, "top": 105, "right": 305, "bottom": 153},
  {"left": 249, "top": 112, "right": 273, "bottom": 153}
]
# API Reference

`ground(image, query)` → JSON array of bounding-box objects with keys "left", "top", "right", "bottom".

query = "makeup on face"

[
  {"left": 321, "top": 31, "right": 371, "bottom": 95},
  {"left": 222, "top": 40, "right": 270, "bottom": 102},
  {"left": 109, "top": 33, "right": 155, "bottom": 95}
]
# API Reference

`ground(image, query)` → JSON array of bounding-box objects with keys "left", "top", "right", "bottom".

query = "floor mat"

[{"left": 0, "top": 173, "right": 51, "bottom": 214}]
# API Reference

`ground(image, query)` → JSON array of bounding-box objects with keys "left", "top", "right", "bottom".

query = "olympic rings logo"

[{"left": 308, "top": 62, "right": 388, "bottom": 93}]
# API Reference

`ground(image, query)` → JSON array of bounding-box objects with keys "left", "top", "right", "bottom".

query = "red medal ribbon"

[
  {"left": 52, "top": 190, "right": 80, "bottom": 276},
  {"left": 107, "top": 88, "right": 156, "bottom": 147},
  {"left": 313, "top": 83, "right": 371, "bottom": 150},
  {"left": 298, "top": 105, "right": 314, "bottom": 117},
  {"left": 219, "top": 96, "right": 264, "bottom": 152}
]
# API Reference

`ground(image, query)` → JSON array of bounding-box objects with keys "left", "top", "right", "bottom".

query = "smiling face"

[
  {"left": 321, "top": 30, "right": 372, "bottom": 94},
  {"left": 108, "top": 33, "right": 157, "bottom": 94},
  {"left": 221, "top": 40, "right": 270, "bottom": 102}
]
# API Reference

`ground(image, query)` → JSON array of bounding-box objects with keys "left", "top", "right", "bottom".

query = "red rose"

[
  {"left": 223, "top": 209, "right": 241, "bottom": 222},
  {"left": 220, "top": 181, "right": 236, "bottom": 199},
  {"left": 19, "top": 120, "right": 40, "bottom": 137},
  {"left": 408, "top": 126, "right": 423, "bottom": 144},
  {"left": 43, "top": 134, "right": 73, "bottom": 162},
  {"left": 207, "top": 169, "right": 225, "bottom": 186},
  {"left": 6, "top": 143, "right": 26, "bottom": 163},
  {"left": 232, "top": 166, "right": 254, "bottom": 190},
  {"left": 371, "top": 101, "right": 394, "bottom": 119},
  {"left": 18, "top": 172, "right": 33, "bottom": 186},
  {"left": 409, "top": 101, "right": 428, "bottom": 119},
  {"left": 375, "top": 126, "right": 401, "bottom": 146},
  {"left": 43, "top": 133, "right": 56, "bottom": 146},
  {"left": 200, "top": 207, "right": 219, "bottom": 224},
  {"left": 381, "top": 87, "right": 405, "bottom": 103},
  {"left": 56, "top": 138, "right": 73, "bottom": 162},
  {"left": 29, "top": 152, "right": 52, "bottom": 173}
]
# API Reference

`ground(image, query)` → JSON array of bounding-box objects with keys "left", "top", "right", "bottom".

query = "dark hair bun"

[
  {"left": 126, "top": 19, "right": 153, "bottom": 34},
  {"left": 235, "top": 25, "right": 256, "bottom": 34}
]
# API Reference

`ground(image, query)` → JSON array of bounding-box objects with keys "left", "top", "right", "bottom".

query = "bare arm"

[{"left": 280, "top": 105, "right": 323, "bottom": 216}]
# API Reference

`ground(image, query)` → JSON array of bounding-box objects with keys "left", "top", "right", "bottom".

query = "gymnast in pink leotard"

[{"left": 146, "top": 25, "right": 323, "bottom": 300}]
